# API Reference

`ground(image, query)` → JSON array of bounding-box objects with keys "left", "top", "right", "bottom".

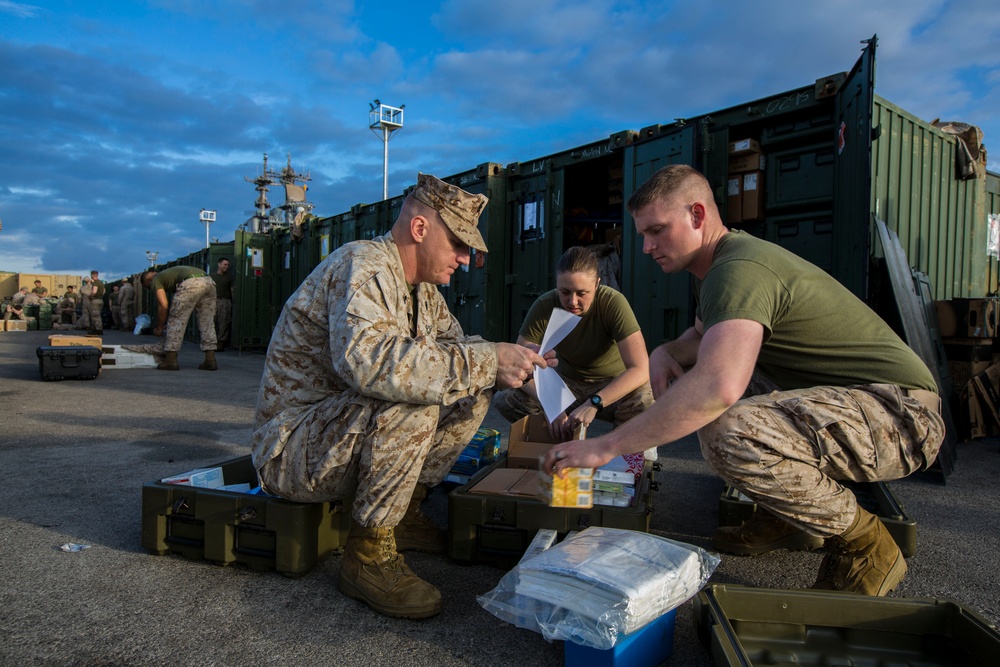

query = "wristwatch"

[{"left": 589, "top": 394, "right": 603, "bottom": 409}]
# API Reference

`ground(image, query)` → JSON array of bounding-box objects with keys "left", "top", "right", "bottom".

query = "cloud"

[{"left": 0, "top": 1, "right": 41, "bottom": 19}]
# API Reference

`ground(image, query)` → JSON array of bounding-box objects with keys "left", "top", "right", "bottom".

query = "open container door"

[
  {"left": 832, "top": 35, "right": 876, "bottom": 300},
  {"left": 505, "top": 163, "right": 565, "bottom": 343}
]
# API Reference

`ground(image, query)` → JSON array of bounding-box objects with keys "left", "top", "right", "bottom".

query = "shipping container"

[{"left": 0, "top": 272, "right": 19, "bottom": 299}]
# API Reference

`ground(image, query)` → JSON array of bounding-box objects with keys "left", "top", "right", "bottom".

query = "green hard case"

[{"left": 141, "top": 455, "right": 351, "bottom": 577}]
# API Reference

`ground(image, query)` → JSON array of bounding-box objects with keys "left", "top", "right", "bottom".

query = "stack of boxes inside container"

[
  {"left": 726, "top": 138, "right": 767, "bottom": 225},
  {"left": 935, "top": 297, "right": 1000, "bottom": 438}
]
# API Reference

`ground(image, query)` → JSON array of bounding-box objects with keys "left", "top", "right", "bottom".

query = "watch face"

[{"left": 591, "top": 395, "right": 602, "bottom": 407}]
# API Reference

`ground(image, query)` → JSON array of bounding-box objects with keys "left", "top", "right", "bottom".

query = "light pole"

[
  {"left": 200, "top": 209, "right": 216, "bottom": 249},
  {"left": 369, "top": 100, "right": 404, "bottom": 200},
  {"left": 145, "top": 250, "right": 159, "bottom": 267}
]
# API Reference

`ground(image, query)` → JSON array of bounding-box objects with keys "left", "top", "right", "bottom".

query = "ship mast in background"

[{"left": 241, "top": 153, "right": 313, "bottom": 233}]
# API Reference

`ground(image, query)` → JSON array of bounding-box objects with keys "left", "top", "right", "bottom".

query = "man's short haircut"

[{"left": 626, "top": 164, "right": 710, "bottom": 215}]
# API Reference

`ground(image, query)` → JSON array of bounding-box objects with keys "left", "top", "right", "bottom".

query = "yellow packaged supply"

[{"left": 542, "top": 467, "right": 594, "bottom": 508}]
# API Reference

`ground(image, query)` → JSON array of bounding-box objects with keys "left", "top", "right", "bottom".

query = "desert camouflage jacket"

[{"left": 252, "top": 232, "right": 498, "bottom": 466}]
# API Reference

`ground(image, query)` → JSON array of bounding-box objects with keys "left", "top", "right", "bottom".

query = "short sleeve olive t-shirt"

[
  {"left": 696, "top": 230, "right": 936, "bottom": 392},
  {"left": 520, "top": 284, "right": 641, "bottom": 382},
  {"left": 151, "top": 266, "right": 207, "bottom": 294},
  {"left": 212, "top": 272, "right": 235, "bottom": 299}
]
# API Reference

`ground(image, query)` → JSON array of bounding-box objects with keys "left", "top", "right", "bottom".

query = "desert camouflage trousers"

[
  {"left": 259, "top": 390, "right": 491, "bottom": 527},
  {"left": 119, "top": 301, "right": 134, "bottom": 332},
  {"left": 77, "top": 298, "right": 90, "bottom": 329},
  {"left": 86, "top": 298, "right": 103, "bottom": 332},
  {"left": 54, "top": 305, "right": 76, "bottom": 325},
  {"left": 698, "top": 383, "right": 945, "bottom": 537}
]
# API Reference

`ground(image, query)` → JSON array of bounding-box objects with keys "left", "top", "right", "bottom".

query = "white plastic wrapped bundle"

[
  {"left": 477, "top": 526, "right": 720, "bottom": 650},
  {"left": 133, "top": 313, "right": 151, "bottom": 335}
]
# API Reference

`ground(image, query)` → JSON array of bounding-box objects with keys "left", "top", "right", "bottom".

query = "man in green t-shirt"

[
  {"left": 31, "top": 280, "right": 48, "bottom": 298},
  {"left": 133, "top": 265, "right": 218, "bottom": 371},
  {"left": 543, "top": 164, "right": 945, "bottom": 597},
  {"left": 211, "top": 257, "right": 235, "bottom": 351},
  {"left": 86, "top": 270, "right": 105, "bottom": 336}
]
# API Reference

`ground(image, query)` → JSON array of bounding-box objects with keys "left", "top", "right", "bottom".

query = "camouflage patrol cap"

[{"left": 411, "top": 173, "right": 488, "bottom": 252}]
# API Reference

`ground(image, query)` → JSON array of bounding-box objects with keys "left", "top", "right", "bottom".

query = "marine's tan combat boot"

[
  {"left": 157, "top": 351, "right": 179, "bottom": 371},
  {"left": 338, "top": 525, "right": 442, "bottom": 619},
  {"left": 394, "top": 483, "right": 446, "bottom": 554},
  {"left": 714, "top": 508, "right": 824, "bottom": 556},
  {"left": 812, "top": 507, "right": 906, "bottom": 596},
  {"left": 198, "top": 350, "right": 217, "bottom": 371}
]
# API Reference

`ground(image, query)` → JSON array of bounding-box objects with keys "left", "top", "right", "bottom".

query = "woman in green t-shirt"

[{"left": 494, "top": 246, "right": 654, "bottom": 446}]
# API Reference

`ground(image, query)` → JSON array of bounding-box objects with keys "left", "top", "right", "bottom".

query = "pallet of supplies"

[{"left": 101, "top": 345, "right": 159, "bottom": 369}]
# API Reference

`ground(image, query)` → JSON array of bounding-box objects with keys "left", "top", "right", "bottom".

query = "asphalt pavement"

[{"left": 1, "top": 328, "right": 998, "bottom": 666}]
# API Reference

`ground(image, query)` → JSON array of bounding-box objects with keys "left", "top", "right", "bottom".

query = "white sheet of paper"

[
  {"left": 535, "top": 309, "right": 580, "bottom": 423},
  {"left": 540, "top": 308, "right": 579, "bottom": 354},
  {"left": 535, "top": 367, "right": 577, "bottom": 424}
]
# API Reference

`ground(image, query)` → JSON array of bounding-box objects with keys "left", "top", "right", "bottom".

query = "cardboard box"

[
  {"left": 968, "top": 385, "right": 989, "bottom": 438},
  {"left": 48, "top": 334, "right": 103, "bottom": 349},
  {"left": 6, "top": 320, "right": 28, "bottom": 331},
  {"left": 468, "top": 467, "right": 539, "bottom": 498},
  {"left": 507, "top": 414, "right": 585, "bottom": 470},
  {"left": 726, "top": 175, "right": 742, "bottom": 224},
  {"left": 969, "top": 362, "right": 1000, "bottom": 435},
  {"left": 944, "top": 338, "right": 994, "bottom": 390},
  {"left": 935, "top": 299, "right": 997, "bottom": 338},
  {"left": 728, "top": 152, "right": 766, "bottom": 173},
  {"left": 593, "top": 468, "right": 636, "bottom": 484},
  {"left": 728, "top": 138, "right": 761, "bottom": 155},
  {"left": 741, "top": 171, "right": 765, "bottom": 221}
]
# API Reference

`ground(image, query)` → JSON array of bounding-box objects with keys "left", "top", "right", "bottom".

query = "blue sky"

[{"left": 1, "top": 0, "right": 998, "bottom": 279}]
